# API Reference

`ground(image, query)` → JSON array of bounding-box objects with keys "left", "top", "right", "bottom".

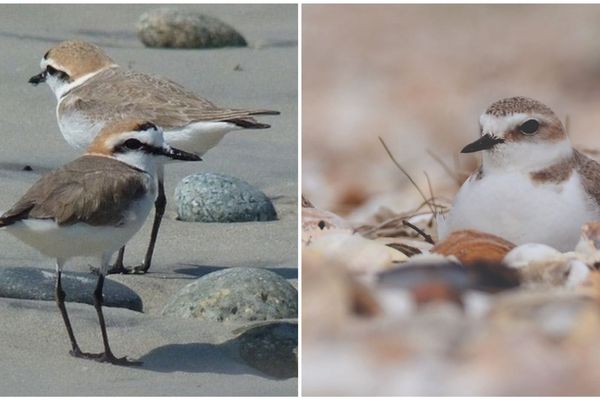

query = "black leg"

[
  {"left": 92, "top": 274, "right": 141, "bottom": 366},
  {"left": 103, "top": 181, "right": 165, "bottom": 275},
  {"left": 56, "top": 268, "right": 103, "bottom": 360},
  {"left": 133, "top": 180, "right": 166, "bottom": 274},
  {"left": 104, "top": 246, "right": 129, "bottom": 275},
  {"left": 55, "top": 270, "right": 83, "bottom": 356}
]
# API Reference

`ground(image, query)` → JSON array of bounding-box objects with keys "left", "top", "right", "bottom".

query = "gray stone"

[
  {"left": 0, "top": 267, "right": 143, "bottom": 312},
  {"left": 175, "top": 173, "right": 277, "bottom": 223},
  {"left": 162, "top": 267, "right": 297, "bottom": 322},
  {"left": 136, "top": 8, "right": 247, "bottom": 49},
  {"left": 236, "top": 321, "right": 297, "bottom": 379}
]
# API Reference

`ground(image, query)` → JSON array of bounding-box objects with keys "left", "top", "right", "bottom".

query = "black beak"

[
  {"left": 28, "top": 71, "right": 47, "bottom": 86},
  {"left": 461, "top": 134, "right": 505, "bottom": 153},
  {"left": 161, "top": 146, "right": 202, "bottom": 161}
]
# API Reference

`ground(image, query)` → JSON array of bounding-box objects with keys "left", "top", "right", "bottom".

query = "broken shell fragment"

[
  {"left": 307, "top": 232, "right": 408, "bottom": 274},
  {"left": 432, "top": 229, "right": 516, "bottom": 264}
]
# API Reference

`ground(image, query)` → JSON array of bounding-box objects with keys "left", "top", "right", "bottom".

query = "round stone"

[
  {"left": 136, "top": 8, "right": 247, "bottom": 49},
  {"left": 161, "top": 267, "right": 297, "bottom": 322},
  {"left": 0, "top": 267, "right": 143, "bottom": 312},
  {"left": 236, "top": 322, "right": 298, "bottom": 379},
  {"left": 175, "top": 172, "right": 277, "bottom": 223}
]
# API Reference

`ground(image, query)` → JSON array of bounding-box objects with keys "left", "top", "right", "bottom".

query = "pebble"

[
  {"left": 0, "top": 267, "right": 142, "bottom": 312},
  {"left": 175, "top": 173, "right": 277, "bottom": 223},
  {"left": 136, "top": 8, "right": 247, "bottom": 48},
  {"left": 161, "top": 267, "right": 297, "bottom": 322},
  {"left": 235, "top": 321, "right": 297, "bottom": 379}
]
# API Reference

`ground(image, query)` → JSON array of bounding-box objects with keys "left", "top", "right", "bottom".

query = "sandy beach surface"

[{"left": 0, "top": 4, "right": 297, "bottom": 396}]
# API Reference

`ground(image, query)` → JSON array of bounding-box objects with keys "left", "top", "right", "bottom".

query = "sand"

[{"left": 0, "top": 4, "right": 297, "bottom": 396}]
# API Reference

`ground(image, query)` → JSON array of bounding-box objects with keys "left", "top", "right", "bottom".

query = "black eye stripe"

[{"left": 45, "top": 65, "right": 70, "bottom": 81}]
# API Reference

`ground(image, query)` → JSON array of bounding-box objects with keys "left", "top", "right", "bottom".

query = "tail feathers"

[
  {"left": 248, "top": 110, "right": 280, "bottom": 116},
  {"left": 230, "top": 119, "right": 272, "bottom": 129},
  {"left": 0, "top": 216, "right": 16, "bottom": 228},
  {"left": 0, "top": 204, "right": 33, "bottom": 228},
  {"left": 226, "top": 109, "right": 280, "bottom": 129}
]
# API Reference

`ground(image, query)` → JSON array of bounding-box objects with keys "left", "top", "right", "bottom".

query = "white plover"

[{"left": 438, "top": 96, "right": 600, "bottom": 252}]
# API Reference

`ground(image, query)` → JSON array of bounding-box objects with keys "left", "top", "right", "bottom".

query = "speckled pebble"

[
  {"left": 175, "top": 172, "right": 277, "bottom": 223},
  {"left": 236, "top": 322, "right": 298, "bottom": 379},
  {"left": 161, "top": 267, "right": 297, "bottom": 322}
]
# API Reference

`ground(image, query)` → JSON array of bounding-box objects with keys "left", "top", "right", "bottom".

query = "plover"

[
  {"left": 0, "top": 119, "right": 200, "bottom": 365},
  {"left": 29, "top": 39, "right": 279, "bottom": 274},
  {"left": 438, "top": 96, "right": 600, "bottom": 252}
]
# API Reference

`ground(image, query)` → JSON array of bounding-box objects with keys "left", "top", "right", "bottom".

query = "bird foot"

[
  {"left": 70, "top": 348, "right": 141, "bottom": 366},
  {"left": 69, "top": 348, "right": 104, "bottom": 360},
  {"left": 90, "top": 263, "right": 149, "bottom": 275},
  {"left": 95, "top": 352, "right": 143, "bottom": 366}
]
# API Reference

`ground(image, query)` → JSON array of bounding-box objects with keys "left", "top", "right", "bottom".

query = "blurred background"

[{"left": 303, "top": 4, "right": 600, "bottom": 222}]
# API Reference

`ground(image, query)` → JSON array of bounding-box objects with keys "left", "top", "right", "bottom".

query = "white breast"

[
  {"left": 3, "top": 194, "right": 154, "bottom": 261},
  {"left": 438, "top": 171, "right": 600, "bottom": 251},
  {"left": 57, "top": 107, "right": 104, "bottom": 151}
]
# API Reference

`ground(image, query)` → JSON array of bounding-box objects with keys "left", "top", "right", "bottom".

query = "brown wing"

[
  {"left": 0, "top": 156, "right": 149, "bottom": 227},
  {"left": 574, "top": 150, "right": 600, "bottom": 206},
  {"left": 62, "top": 67, "right": 279, "bottom": 129}
]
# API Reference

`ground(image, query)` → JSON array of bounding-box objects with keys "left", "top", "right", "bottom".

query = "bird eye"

[
  {"left": 123, "top": 138, "right": 143, "bottom": 150},
  {"left": 519, "top": 119, "right": 539, "bottom": 135},
  {"left": 46, "top": 65, "right": 58, "bottom": 75}
]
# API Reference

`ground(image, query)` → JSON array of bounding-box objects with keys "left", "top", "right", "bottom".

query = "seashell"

[
  {"left": 575, "top": 221, "right": 600, "bottom": 267},
  {"left": 302, "top": 206, "right": 353, "bottom": 246},
  {"left": 307, "top": 232, "right": 408, "bottom": 274},
  {"left": 504, "top": 243, "right": 590, "bottom": 288},
  {"left": 302, "top": 251, "right": 380, "bottom": 338},
  {"left": 410, "top": 281, "right": 464, "bottom": 308},
  {"left": 576, "top": 271, "right": 600, "bottom": 301},
  {"left": 431, "top": 229, "right": 516, "bottom": 264},
  {"left": 503, "top": 243, "right": 562, "bottom": 269},
  {"left": 377, "top": 255, "right": 519, "bottom": 295}
]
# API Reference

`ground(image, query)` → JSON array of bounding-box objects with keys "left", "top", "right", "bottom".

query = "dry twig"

[
  {"left": 378, "top": 137, "right": 435, "bottom": 215},
  {"left": 402, "top": 220, "right": 435, "bottom": 245}
]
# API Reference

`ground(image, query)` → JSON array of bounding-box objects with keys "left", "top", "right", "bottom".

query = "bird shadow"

[
  {"left": 133, "top": 340, "right": 287, "bottom": 379},
  {"left": 172, "top": 263, "right": 297, "bottom": 280}
]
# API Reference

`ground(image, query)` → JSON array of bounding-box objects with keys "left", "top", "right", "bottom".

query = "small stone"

[
  {"left": 235, "top": 322, "right": 297, "bottom": 379},
  {"left": 175, "top": 173, "right": 277, "bottom": 223},
  {"left": 161, "top": 267, "right": 297, "bottom": 322},
  {"left": 136, "top": 8, "right": 247, "bottom": 49},
  {"left": 0, "top": 267, "right": 142, "bottom": 312}
]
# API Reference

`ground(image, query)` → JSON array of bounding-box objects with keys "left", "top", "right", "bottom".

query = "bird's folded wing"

[{"left": 0, "top": 156, "right": 148, "bottom": 227}]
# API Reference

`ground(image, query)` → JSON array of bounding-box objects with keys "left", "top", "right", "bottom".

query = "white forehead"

[{"left": 479, "top": 112, "right": 530, "bottom": 135}]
